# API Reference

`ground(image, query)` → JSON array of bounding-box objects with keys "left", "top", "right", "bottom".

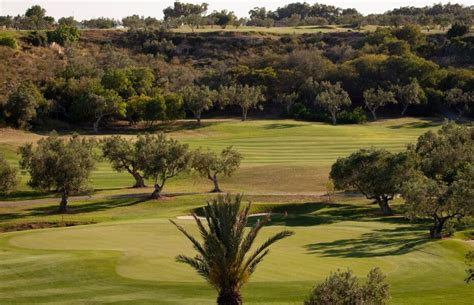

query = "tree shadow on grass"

[
  {"left": 264, "top": 123, "right": 302, "bottom": 129},
  {"left": 387, "top": 118, "right": 443, "bottom": 129},
  {"left": 24, "top": 197, "right": 148, "bottom": 216},
  {"left": 305, "top": 223, "right": 431, "bottom": 257}
]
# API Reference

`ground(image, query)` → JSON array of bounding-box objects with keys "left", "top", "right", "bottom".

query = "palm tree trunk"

[{"left": 217, "top": 288, "right": 242, "bottom": 305}]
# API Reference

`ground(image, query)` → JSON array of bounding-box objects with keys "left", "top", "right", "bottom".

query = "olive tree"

[
  {"left": 363, "top": 87, "right": 396, "bottom": 120},
  {"left": 135, "top": 134, "right": 190, "bottom": 199},
  {"left": 191, "top": 146, "right": 242, "bottom": 192},
  {"left": 393, "top": 81, "right": 423, "bottom": 116},
  {"left": 330, "top": 148, "right": 412, "bottom": 215},
  {"left": 0, "top": 154, "right": 18, "bottom": 194},
  {"left": 304, "top": 268, "right": 390, "bottom": 305},
  {"left": 219, "top": 84, "right": 265, "bottom": 121},
  {"left": 466, "top": 251, "right": 474, "bottom": 283},
  {"left": 401, "top": 123, "right": 474, "bottom": 238},
  {"left": 445, "top": 88, "right": 473, "bottom": 119},
  {"left": 19, "top": 134, "right": 96, "bottom": 212},
  {"left": 101, "top": 136, "right": 145, "bottom": 188},
  {"left": 315, "top": 81, "right": 351, "bottom": 125},
  {"left": 3, "top": 82, "right": 50, "bottom": 130},
  {"left": 180, "top": 84, "right": 217, "bottom": 124}
]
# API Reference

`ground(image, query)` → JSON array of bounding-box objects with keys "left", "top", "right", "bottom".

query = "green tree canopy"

[
  {"left": 135, "top": 134, "right": 190, "bottom": 199},
  {"left": 363, "top": 87, "right": 396, "bottom": 120},
  {"left": 219, "top": 84, "right": 265, "bottom": 121},
  {"left": 181, "top": 84, "right": 217, "bottom": 124},
  {"left": 402, "top": 123, "right": 474, "bottom": 238},
  {"left": 330, "top": 148, "right": 413, "bottom": 215},
  {"left": 4, "top": 82, "right": 50, "bottom": 130},
  {"left": 191, "top": 146, "right": 242, "bottom": 192},
  {"left": 0, "top": 154, "right": 18, "bottom": 194},
  {"left": 101, "top": 136, "right": 146, "bottom": 188},
  {"left": 19, "top": 134, "right": 96, "bottom": 212},
  {"left": 315, "top": 81, "right": 351, "bottom": 125}
]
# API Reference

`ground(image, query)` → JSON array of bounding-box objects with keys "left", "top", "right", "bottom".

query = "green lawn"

[
  {"left": 0, "top": 195, "right": 472, "bottom": 304},
  {"left": 0, "top": 117, "right": 472, "bottom": 304},
  {"left": 1, "top": 117, "right": 443, "bottom": 196}
]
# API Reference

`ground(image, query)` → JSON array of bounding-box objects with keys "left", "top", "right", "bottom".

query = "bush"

[
  {"left": 0, "top": 36, "right": 19, "bottom": 49},
  {"left": 47, "top": 25, "right": 80, "bottom": 45},
  {"left": 447, "top": 23, "right": 470, "bottom": 38},
  {"left": 26, "top": 31, "right": 48, "bottom": 46},
  {"left": 305, "top": 268, "right": 390, "bottom": 305},
  {"left": 338, "top": 107, "right": 368, "bottom": 124}
]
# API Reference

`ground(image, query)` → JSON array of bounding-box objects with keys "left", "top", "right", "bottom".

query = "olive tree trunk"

[
  {"left": 242, "top": 108, "right": 248, "bottom": 121},
  {"left": 151, "top": 184, "right": 162, "bottom": 199},
  {"left": 217, "top": 288, "right": 242, "bottom": 305},
  {"left": 330, "top": 111, "right": 337, "bottom": 125},
  {"left": 132, "top": 172, "right": 146, "bottom": 188},
  {"left": 430, "top": 215, "right": 451, "bottom": 239},
  {"left": 377, "top": 197, "right": 393, "bottom": 216},
  {"left": 209, "top": 174, "right": 221, "bottom": 193},
  {"left": 59, "top": 190, "right": 68, "bottom": 213}
]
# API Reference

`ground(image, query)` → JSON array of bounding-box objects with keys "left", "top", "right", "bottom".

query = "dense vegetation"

[{"left": 0, "top": 4, "right": 473, "bottom": 132}]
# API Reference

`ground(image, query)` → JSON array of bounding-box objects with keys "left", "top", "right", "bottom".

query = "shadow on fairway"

[
  {"left": 305, "top": 223, "right": 431, "bottom": 257},
  {"left": 25, "top": 197, "right": 148, "bottom": 216},
  {"left": 264, "top": 123, "right": 302, "bottom": 129},
  {"left": 387, "top": 118, "right": 442, "bottom": 129}
]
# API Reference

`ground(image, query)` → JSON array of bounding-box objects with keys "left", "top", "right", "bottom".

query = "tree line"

[
  {"left": 0, "top": 133, "right": 242, "bottom": 212},
  {"left": 1, "top": 3, "right": 472, "bottom": 31}
]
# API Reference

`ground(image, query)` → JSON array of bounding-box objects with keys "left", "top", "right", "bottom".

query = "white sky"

[{"left": 0, "top": 0, "right": 472, "bottom": 20}]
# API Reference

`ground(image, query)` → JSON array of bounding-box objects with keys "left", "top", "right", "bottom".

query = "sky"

[{"left": 0, "top": 0, "right": 472, "bottom": 20}]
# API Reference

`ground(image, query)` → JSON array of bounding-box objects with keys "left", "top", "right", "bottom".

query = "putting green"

[{"left": 1, "top": 198, "right": 472, "bottom": 304}]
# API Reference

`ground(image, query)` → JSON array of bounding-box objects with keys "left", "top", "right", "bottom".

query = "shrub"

[
  {"left": 305, "top": 268, "right": 390, "bottom": 305},
  {"left": 26, "top": 31, "right": 48, "bottom": 46},
  {"left": 0, "top": 36, "right": 19, "bottom": 49},
  {"left": 338, "top": 107, "right": 368, "bottom": 124},
  {"left": 47, "top": 25, "right": 80, "bottom": 45},
  {"left": 447, "top": 23, "right": 470, "bottom": 38}
]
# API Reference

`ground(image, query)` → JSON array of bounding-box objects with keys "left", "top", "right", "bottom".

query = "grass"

[
  {"left": 0, "top": 195, "right": 472, "bottom": 304},
  {"left": 0, "top": 117, "right": 443, "bottom": 196},
  {"left": 0, "top": 117, "right": 472, "bottom": 304}
]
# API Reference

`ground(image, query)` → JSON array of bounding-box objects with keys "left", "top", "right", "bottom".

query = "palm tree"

[{"left": 170, "top": 194, "right": 294, "bottom": 305}]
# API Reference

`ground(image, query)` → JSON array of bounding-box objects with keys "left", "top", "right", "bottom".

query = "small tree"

[
  {"left": 466, "top": 251, "right": 474, "bottom": 283},
  {"left": 445, "top": 88, "right": 473, "bottom": 119},
  {"left": 4, "top": 82, "right": 49, "bottom": 130},
  {"left": 315, "top": 81, "right": 351, "bottom": 125},
  {"left": 330, "top": 148, "right": 412, "bottom": 215},
  {"left": 101, "top": 136, "right": 145, "bottom": 188},
  {"left": 143, "top": 95, "right": 166, "bottom": 128},
  {"left": 304, "top": 268, "right": 390, "bottom": 305},
  {"left": 180, "top": 85, "right": 217, "bottom": 124},
  {"left": 191, "top": 146, "right": 242, "bottom": 192},
  {"left": 19, "top": 134, "right": 96, "bottom": 212},
  {"left": 170, "top": 194, "right": 293, "bottom": 305},
  {"left": 0, "top": 154, "right": 18, "bottom": 194},
  {"left": 135, "top": 134, "right": 190, "bottom": 199},
  {"left": 363, "top": 87, "right": 396, "bottom": 120},
  {"left": 393, "top": 81, "right": 422, "bottom": 116},
  {"left": 401, "top": 123, "right": 474, "bottom": 238},
  {"left": 219, "top": 84, "right": 265, "bottom": 121}
]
